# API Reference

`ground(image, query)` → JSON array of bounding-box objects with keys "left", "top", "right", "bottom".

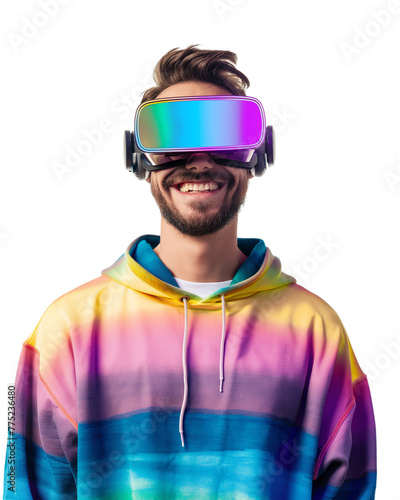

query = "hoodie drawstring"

[
  {"left": 179, "top": 297, "right": 189, "bottom": 447},
  {"left": 179, "top": 293, "right": 226, "bottom": 447},
  {"left": 219, "top": 294, "right": 226, "bottom": 393}
]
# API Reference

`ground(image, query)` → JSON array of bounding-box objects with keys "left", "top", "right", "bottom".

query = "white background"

[{"left": 1, "top": 0, "right": 399, "bottom": 497}]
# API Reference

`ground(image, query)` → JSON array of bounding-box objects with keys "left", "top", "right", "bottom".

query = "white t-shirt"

[{"left": 174, "top": 277, "right": 231, "bottom": 298}]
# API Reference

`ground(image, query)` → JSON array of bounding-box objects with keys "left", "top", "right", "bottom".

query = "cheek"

[
  {"left": 150, "top": 176, "right": 173, "bottom": 200},
  {"left": 233, "top": 172, "right": 250, "bottom": 187},
  {"left": 149, "top": 175, "right": 163, "bottom": 191},
  {"left": 226, "top": 166, "right": 250, "bottom": 182}
]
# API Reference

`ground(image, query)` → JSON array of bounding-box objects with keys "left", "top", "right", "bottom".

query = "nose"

[{"left": 185, "top": 152, "right": 215, "bottom": 171}]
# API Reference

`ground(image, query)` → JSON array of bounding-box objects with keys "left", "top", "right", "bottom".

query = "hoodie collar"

[
  {"left": 130, "top": 235, "right": 266, "bottom": 288},
  {"left": 101, "top": 234, "right": 295, "bottom": 305}
]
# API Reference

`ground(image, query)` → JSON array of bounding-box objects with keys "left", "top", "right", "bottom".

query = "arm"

[
  {"left": 3, "top": 316, "right": 78, "bottom": 499},
  {"left": 312, "top": 334, "right": 377, "bottom": 499}
]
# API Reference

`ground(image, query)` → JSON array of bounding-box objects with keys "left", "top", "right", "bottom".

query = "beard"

[{"left": 150, "top": 169, "right": 249, "bottom": 237}]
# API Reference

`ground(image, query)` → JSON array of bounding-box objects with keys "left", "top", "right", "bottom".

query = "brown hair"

[{"left": 140, "top": 44, "right": 250, "bottom": 104}]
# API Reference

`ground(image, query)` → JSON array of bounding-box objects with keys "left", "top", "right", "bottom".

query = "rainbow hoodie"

[{"left": 3, "top": 235, "right": 376, "bottom": 499}]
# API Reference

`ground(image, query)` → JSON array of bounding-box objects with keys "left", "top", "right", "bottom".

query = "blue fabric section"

[
  {"left": 130, "top": 235, "right": 266, "bottom": 288},
  {"left": 3, "top": 433, "right": 76, "bottom": 500},
  {"left": 232, "top": 239, "right": 266, "bottom": 285},
  {"left": 134, "top": 238, "right": 179, "bottom": 287},
  {"left": 312, "top": 471, "right": 377, "bottom": 500},
  {"left": 77, "top": 410, "right": 317, "bottom": 499}
]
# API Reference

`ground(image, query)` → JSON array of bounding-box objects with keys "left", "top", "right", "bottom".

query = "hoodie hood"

[
  {"left": 101, "top": 234, "right": 296, "bottom": 447},
  {"left": 101, "top": 234, "right": 296, "bottom": 306}
]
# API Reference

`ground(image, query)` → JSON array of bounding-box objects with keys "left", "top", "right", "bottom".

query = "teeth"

[{"left": 179, "top": 182, "right": 219, "bottom": 193}]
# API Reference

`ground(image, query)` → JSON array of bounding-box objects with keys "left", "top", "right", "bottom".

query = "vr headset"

[{"left": 124, "top": 95, "right": 274, "bottom": 179}]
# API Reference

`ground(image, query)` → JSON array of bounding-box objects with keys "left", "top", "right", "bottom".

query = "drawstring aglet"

[
  {"left": 219, "top": 378, "right": 224, "bottom": 393},
  {"left": 180, "top": 432, "right": 185, "bottom": 448}
]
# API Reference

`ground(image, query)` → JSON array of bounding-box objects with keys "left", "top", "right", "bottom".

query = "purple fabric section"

[
  {"left": 77, "top": 370, "right": 310, "bottom": 424},
  {"left": 14, "top": 346, "right": 77, "bottom": 460},
  {"left": 347, "top": 376, "right": 377, "bottom": 479},
  {"left": 313, "top": 375, "right": 376, "bottom": 486}
]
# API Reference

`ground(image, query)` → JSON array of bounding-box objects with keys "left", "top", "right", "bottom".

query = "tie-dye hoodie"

[{"left": 3, "top": 235, "right": 376, "bottom": 499}]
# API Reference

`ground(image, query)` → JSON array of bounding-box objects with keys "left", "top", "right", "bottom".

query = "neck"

[{"left": 153, "top": 218, "right": 247, "bottom": 282}]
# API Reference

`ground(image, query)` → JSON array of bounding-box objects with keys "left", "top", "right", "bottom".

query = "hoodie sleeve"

[
  {"left": 3, "top": 310, "right": 78, "bottom": 499},
  {"left": 311, "top": 324, "right": 377, "bottom": 499}
]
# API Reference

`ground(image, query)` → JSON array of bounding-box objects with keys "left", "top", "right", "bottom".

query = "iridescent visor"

[{"left": 135, "top": 96, "right": 265, "bottom": 166}]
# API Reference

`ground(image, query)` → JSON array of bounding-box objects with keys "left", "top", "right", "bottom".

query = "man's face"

[{"left": 147, "top": 81, "right": 253, "bottom": 237}]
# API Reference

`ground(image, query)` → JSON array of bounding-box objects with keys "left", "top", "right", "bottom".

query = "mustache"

[{"left": 163, "top": 170, "right": 233, "bottom": 189}]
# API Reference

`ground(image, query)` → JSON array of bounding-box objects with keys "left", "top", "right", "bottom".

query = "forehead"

[{"left": 156, "top": 80, "right": 233, "bottom": 99}]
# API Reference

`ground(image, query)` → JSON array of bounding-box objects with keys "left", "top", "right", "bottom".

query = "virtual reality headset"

[{"left": 124, "top": 95, "right": 274, "bottom": 179}]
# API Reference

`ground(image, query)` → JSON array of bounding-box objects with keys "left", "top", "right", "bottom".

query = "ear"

[{"left": 247, "top": 168, "right": 255, "bottom": 179}]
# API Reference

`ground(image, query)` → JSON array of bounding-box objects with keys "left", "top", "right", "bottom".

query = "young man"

[{"left": 4, "top": 46, "right": 376, "bottom": 499}]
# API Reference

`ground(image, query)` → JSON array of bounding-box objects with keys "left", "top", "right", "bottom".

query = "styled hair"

[{"left": 140, "top": 44, "right": 250, "bottom": 104}]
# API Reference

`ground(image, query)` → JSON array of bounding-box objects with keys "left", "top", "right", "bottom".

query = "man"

[{"left": 3, "top": 45, "right": 376, "bottom": 499}]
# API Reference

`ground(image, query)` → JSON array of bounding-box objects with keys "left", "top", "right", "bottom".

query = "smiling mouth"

[{"left": 174, "top": 181, "right": 223, "bottom": 193}]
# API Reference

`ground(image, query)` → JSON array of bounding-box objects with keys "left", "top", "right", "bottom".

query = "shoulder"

[
  {"left": 24, "top": 274, "right": 120, "bottom": 350},
  {"left": 257, "top": 282, "right": 348, "bottom": 346},
  {"left": 287, "top": 283, "right": 343, "bottom": 321},
  {"left": 258, "top": 282, "right": 343, "bottom": 324}
]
